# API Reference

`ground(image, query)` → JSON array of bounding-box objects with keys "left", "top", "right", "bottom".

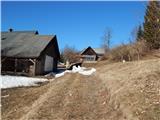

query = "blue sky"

[{"left": 2, "top": 1, "right": 147, "bottom": 51}]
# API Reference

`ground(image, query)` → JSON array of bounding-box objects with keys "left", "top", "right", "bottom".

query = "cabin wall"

[
  {"left": 1, "top": 58, "right": 15, "bottom": 71},
  {"left": 1, "top": 57, "right": 34, "bottom": 76},
  {"left": 82, "top": 55, "right": 97, "bottom": 61},
  {"left": 35, "top": 58, "right": 44, "bottom": 75},
  {"left": 35, "top": 36, "right": 60, "bottom": 75},
  {"left": 53, "top": 57, "right": 58, "bottom": 71}
]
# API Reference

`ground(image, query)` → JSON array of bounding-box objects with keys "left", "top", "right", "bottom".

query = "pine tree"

[
  {"left": 136, "top": 25, "right": 143, "bottom": 41},
  {"left": 143, "top": 1, "right": 160, "bottom": 49}
]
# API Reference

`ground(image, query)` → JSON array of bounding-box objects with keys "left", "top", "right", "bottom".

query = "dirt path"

[
  {"left": 2, "top": 71, "right": 126, "bottom": 120},
  {"left": 19, "top": 73, "right": 123, "bottom": 120},
  {"left": 20, "top": 74, "right": 75, "bottom": 120},
  {"left": 2, "top": 73, "right": 114, "bottom": 119}
]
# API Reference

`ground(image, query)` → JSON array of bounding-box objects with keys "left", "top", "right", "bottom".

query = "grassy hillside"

[
  {"left": 2, "top": 58, "right": 160, "bottom": 120},
  {"left": 96, "top": 58, "right": 160, "bottom": 120}
]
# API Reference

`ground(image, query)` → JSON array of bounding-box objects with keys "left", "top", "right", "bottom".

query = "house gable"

[
  {"left": 35, "top": 36, "right": 60, "bottom": 74},
  {"left": 81, "top": 46, "right": 97, "bottom": 56}
]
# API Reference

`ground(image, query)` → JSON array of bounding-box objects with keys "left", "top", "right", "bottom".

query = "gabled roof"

[
  {"left": 1, "top": 31, "right": 55, "bottom": 58},
  {"left": 81, "top": 46, "right": 105, "bottom": 56},
  {"left": 80, "top": 46, "right": 97, "bottom": 55},
  {"left": 93, "top": 48, "right": 105, "bottom": 55}
]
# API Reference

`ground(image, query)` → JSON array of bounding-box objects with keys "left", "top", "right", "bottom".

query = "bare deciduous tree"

[
  {"left": 101, "top": 27, "right": 112, "bottom": 53},
  {"left": 61, "top": 45, "right": 80, "bottom": 64}
]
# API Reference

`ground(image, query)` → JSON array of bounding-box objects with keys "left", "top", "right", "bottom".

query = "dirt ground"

[{"left": 1, "top": 58, "right": 160, "bottom": 120}]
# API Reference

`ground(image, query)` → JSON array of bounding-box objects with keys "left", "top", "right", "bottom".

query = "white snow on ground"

[
  {"left": 79, "top": 68, "right": 96, "bottom": 75},
  {"left": 1, "top": 66, "right": 96, "bottom": 89},
  {"left": 72, "top": 66, "right": 82, "bottom": 73},
  {"left": 1, "top": 75, "right": 48, "bottom": 89},
  {"left": 55, "top": 66, "right": 96, "bottom": 78},
  {"left": 55, "top": 72, "right": 66, "bottom": 78}
]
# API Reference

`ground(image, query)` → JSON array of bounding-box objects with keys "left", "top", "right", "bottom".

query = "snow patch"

[
  {"left": 79, "top": 68, "right": 96, "bottom": 75},
  {"left": 72, "top": 66, "right": 82, "bottom": 73},
  {"left": 1, "top": 75, "right": 48, "bottom": 89},
  {"left": 1, "top": 66, "right": 96, "bottom": 89},
  {"left": 55, "top": 72, "right": 65, "bottom": 78},
  {"left": 55, "top": 66, "right": 96, "bottom": 78}
]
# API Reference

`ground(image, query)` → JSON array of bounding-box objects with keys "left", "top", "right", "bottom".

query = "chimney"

[{"left": 9, "top": 28, "right": 13, "bottom": 32}]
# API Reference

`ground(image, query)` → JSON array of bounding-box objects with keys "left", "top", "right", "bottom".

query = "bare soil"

[{"left": 2, "top": 58, "right": 160, "bottom": 120}]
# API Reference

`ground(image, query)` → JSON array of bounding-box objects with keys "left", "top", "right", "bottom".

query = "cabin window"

[{"left": 84, "top": 55, "right": 96, "bottom": 61}]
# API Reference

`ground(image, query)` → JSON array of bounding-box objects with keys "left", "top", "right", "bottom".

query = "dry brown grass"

[
  {"left": 1, "top": 83, "right": 50, "bottom": 120},
  {"left": 2, "top": 58, "right": 160, "bottom": 120},
  {"left": 106, "top": 40, "right": 148, "bottom": 62},
  {"left": 97, "top": 58, "right": 160, "bottom": 120}
]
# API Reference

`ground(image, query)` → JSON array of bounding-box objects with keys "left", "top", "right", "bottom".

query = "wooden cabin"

[
  {"left": 80, "top": 46, "right": 105, "bottom": 62},
  {"left": 1, "top": 29, "right": 60, "bottom": 76}
]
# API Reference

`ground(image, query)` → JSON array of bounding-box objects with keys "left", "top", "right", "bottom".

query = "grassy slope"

[
  {"left": 96, "top": 58, "right": 160, "bottom": 120},
  {"left": 2, "top": 58, "right": 160, "bottom": 120}
]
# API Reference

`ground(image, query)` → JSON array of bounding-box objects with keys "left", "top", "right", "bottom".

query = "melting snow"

[
  {"left": 55, "top": 66, "right": 96, "bottom": 78},
  {"left": 55, "top": 71, "right": 66, "bottom": 78},
  {"left": 79, "top": 68, "right": 96, "bottom": 75},
  {"left": 1, "top": 66, "right": 96, "bottom": 89},
  {"left": 1, "top": 75, "right": 48, "bottom": 89}
]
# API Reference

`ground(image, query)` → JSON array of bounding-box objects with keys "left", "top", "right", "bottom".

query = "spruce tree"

[
  {"left": 136, "top": 25, "right": 143, "bottom": 41},
  {"left": 143, "top": 1, "right": 160, "bottom": 49}
]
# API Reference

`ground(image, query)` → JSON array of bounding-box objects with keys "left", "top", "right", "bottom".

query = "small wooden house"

[
  {"left": 1, "top": 29, "right": 60, "bottom": 76},
  {"left": 80, "top": 46, "right": 105, "bottom": 62}
]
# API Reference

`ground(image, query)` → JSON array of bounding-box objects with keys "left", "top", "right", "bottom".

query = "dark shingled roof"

[
  {"left": 1, "top": 31, "right": 55, "bottom": 58},
  {"left": 81, "top": 46, "right": 105, "bottom": 55},
  {"left": 80, "top": 46, "right": 97, "bottom": 55},
  {"left": 93, "top": 48, "right": 105, "bottom": 55}
]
